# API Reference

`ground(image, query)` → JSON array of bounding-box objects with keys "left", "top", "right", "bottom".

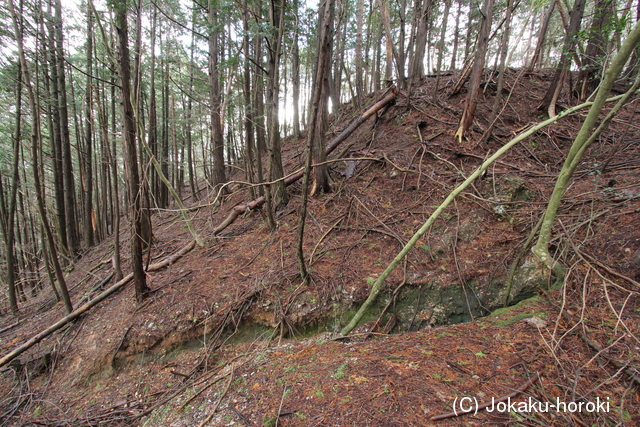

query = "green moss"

[{"left": 486, "top": 296, "right": 547, "bottom": 326}]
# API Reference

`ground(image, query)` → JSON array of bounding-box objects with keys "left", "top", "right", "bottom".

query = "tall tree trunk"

[
  {"left": 45, "top": 1, "right": 67, "bottom": 253},
  {"left": 538, "top": 0, "right": 586, "bottom": 117},
  {"left": 186, "top": 5, "right": 198, "bottom": 200},
  {"left": 113, "top": 0, "right": 149, "bottom": 303},
  {"left": 253, "top": 36, "right": 266, "bottom": 196},
  {"left": 379, "top": 0, "right": 404, "bottom": 86},
  {"left": 409, "top": 0, "right": 431, "bottom": 85},
  {"left": 110, "top": 75, "right": 123, "bottom": 282},
  {"left": 527, "top": 0, "right": 556, "bottom": 71},
  {"left": 480, "top": 0, "right": 515, "bottom": 143},
  {"left": 265, "top": 0, "right": 288, "bottom": 218},
  {"left": 433, "top": 0, "right": 452, "bottom": 101},
  {"left": 208, "top": 0, "right": 228, "bottom": 190},
  {"left": 242, "top": 0, "right": 256, "bottom": 196},
  {"left": 355, "top": 0, "right": 365, "bottom": 106},
  {"left": 131, "top": 2, "right": 153, "bottom": 248},
  {"left": 9, "top": 0, "right": 73, "bottom": 314},
  {"left": 455, "top": 0, "right": 494, "bottom": 142},
  {"left": 292, "top": 6, "right": 301, "bottom": 138},
  {"left": 83, "top": 6, "right": 95, "bottom": 247},
  {"left": 54, "top": 0, "right": 80, "bottom": 256},
  {"left": 0, "top": 57, "right": 23, "bottom": 314},
  {"left": 450, "top": 0, "right": 462, "bottom": 70},
  {"left": 148, "top": 10, "right": 160, "bottom": 206},
  {"left": 577, "top": 0, "right": 614, "bottom": 101},
  {"left": 310, "top": 0, "right": 335, "bottom": 195},
  {"left": 297, "top": 0, "right": 335, "bottom": 283}
]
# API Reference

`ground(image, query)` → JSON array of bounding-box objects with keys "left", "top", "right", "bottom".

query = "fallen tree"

[
  {"left": 0, "top": 89, "right": 398, "bottom": 369},
  {"left": 213, "top": 88, "right": 397, "bottom": 235},
  {"left": 0, "top": 239, "right": 196, "bottom": 369}
]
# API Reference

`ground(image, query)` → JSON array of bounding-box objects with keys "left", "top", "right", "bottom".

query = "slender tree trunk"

[
  {"left": 208, "top": 0, "right": 228, "bottom": 190},
  {"left": 113, "top": 0, "right": 149, "bottom": 303},
  {"left": 265, "top": 0, "right": 288, "bottom": 219},
  {"left": 527, "top": 0, "right": 556, "bottom": 71},
  {"left": 148, "top": 10, "right": 159, "bottom": 207},
  {"left": 577, "top": 0, "right": 614, "bottom": 101},
  {"left": 253, "top": 36, "right": 266, "bottom": 197},
  {"left": 292, "top": 6, "right": 301, "bottom": 138},
  {"left": 433, "top": 0, "right": 452, "bottom": 101},
  {"left": 450, "top": 0, "right": 462, "bottom": 70},
  {"left": 53, "top": 0, "right": 80, "bottom": 256},
  {"left": 242, "top": 0, "right": 256, "bottom": 196},
  {"left": 480, "top": 0, "right": 515, "bottom": 143},
  {"left": 533, "top": 21, "right": 640, "bottom": 282},
  {"left": 538, "top": 0, "right": 586, "bottom": 117},
  {"left": 298, "top": 0, "right": 335, "bottom": 283},
  {"left": 9, "top": 0, "right": 73, "bottom": 314},
  {"left": 186, "top": 5, "right": 198, "bottom": 200},
  {"left": 45, "top": 1, "right": 67, "bottom": 253},
  {"left": 455, "top": 0, "right": 495, "bottom": 142},
  {"left": 355, "top": 0, "right": 365, "bottom": 106},
  {"left": 409, "top": 0, "right": 431, "bottom": 85},
  {"left": 83, "top": 7, "right": 95, "bottom": 247},
  {"left": 0, "top": 59, "right": 23, "bottom": 314},
  {"left": 379, "top": 0, "right": 404, "bottom": 86},
  {"left": 310, "top": 0, "right": 334, "bottom": 195}
]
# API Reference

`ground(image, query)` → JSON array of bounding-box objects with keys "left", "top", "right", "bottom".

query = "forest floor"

[{"left": 0, "top": 69, "right": 639, "bottom": 426}]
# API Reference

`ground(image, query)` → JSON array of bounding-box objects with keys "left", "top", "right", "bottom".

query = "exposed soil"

[{"left": 1, "top": 69, "right": 639, "bottom": 426}]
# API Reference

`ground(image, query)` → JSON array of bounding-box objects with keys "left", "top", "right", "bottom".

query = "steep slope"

[{"left": 0, "top": 70, "right": 639, "bottom": 426}]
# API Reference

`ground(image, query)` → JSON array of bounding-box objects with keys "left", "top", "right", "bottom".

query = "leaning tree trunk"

[
  {"left": 454, "top": 0, "right": 494, "bottom": 142},
  {"left": 527, "top": 0, "right": 556, "bottom": 71},
  {"left": 532, "top": 20, "right": 640, "bottom": 284},
  {"left": 538, "top": 0, "right": 586, "bottom": 117}
]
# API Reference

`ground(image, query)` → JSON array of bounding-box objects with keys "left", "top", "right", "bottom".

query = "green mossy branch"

[{"left": 340, "top": 91, "right": 630, "bottom": 336}]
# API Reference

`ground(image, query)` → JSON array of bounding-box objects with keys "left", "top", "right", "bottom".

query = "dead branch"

[
  {"left": 213, "top": 90, "right": 397, "bottom": 236},
  {"left": 0, "top": 239, "right": 196, "bottom": 369}
]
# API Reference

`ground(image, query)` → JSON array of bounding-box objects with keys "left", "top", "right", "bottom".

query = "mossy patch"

[{"left": 485, "top": 296, "right": 547, "bottom": 326}]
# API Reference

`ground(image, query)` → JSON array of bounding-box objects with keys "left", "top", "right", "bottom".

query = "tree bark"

[
  {"left": 297, "top": 0, "right": 335, "bottom": 281},
  {"left": 113, "top": 0, "right": 149, "bottom": 303},
  {"left": 0, "top": 57, "right": 23, "bottom": 314},
  {"left": 208, "top": 0, "right": 228, "bottom": 190},
  {"left": 409, "top": 0, "right": 431, "bottom": 85},
  {"left": 83, "top": 6, "right": 95, "bottom": 248},
  {"left": 538, "top": 0, "right": 586, "bottom": 117},
  {"left": 527, "top": 0, "right": 556, "bottom": 71},
  {"left": 577, "top": 0, "right": 614, "bottom": 101},
  {"left": 455, "top": 0, "right": 494, "bottom": 142},
  {"left": 53, "top": 0, "right": 80, "bottom": 256},
  {"left": 9, "top": 0, "right": 73, "bottom": 314},
  {"left": 265, "top": 0, "right": 288, "bottom": 219},
  {"left": 433, "top": 0, "right": 452, "bottom": 101}
]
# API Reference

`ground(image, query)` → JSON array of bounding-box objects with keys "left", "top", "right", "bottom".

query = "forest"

[{"left": 0, "top": 0, "right": 639, "bottom": 425}]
